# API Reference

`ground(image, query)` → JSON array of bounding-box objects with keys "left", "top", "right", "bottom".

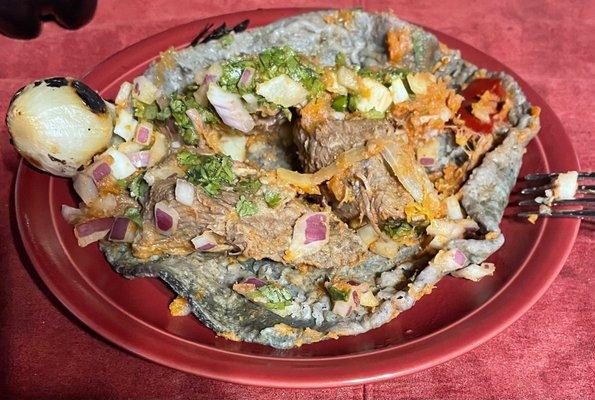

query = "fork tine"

[
  {"left": 518, "top": 198, "right": 595, "bottom": 206},
  {"left": 520, "top": 184, "right": 552, "bottom": 195},
  {"left": 517, "top": 209, "right": 595, "bottom": 219},
  {"left": 579, "top": 185, "right": 595, "bottom": 194},
  {"left": 524, "top": 172, "right": 595, "bottom": 180},
  {"left": 520, "top": 184, "right": 595, "bottom": 195}
]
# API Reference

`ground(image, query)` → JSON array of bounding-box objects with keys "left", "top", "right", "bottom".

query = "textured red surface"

[{"left": 0, "top": 0, "right": 593, "bottom": 398}]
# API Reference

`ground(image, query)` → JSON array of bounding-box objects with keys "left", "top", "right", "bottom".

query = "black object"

[
  {"left": 190, "top": 19, "right": 250, "bottom": 46},
  {"left": 0, "top": 0, "right": 97, "bottom": 39}
]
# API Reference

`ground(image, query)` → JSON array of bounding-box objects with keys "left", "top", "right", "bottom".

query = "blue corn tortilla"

[{"left": 101, "top": 9, "right": 539, "bottom": 348}]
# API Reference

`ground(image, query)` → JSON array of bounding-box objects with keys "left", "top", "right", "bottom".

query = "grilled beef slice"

[
  {"left": 133, "top": 173, "right": 366, "bottom": 269},
  {"left": 293, "top": 118, "right": 414, "bottom": 224}
]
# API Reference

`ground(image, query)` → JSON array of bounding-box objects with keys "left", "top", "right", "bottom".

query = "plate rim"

[{"left": 14, "top": 7, "right": 581, "bottom": 388}]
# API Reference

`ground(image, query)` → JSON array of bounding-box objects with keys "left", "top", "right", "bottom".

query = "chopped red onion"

[
  {"left": 419, "top": 157, "right": 435, "bottom": 166},
  {"left": 154, "top": 201, "right": 179, "bottom": 235},
  {"left": 287, "top": 212, "right": 330, "bottom": 260},
  {"left": 127, "top": 151, "right": 151, "bottom": 168},
  {"left": 73, "top": 173, "right": 99, "bottom": 205},
  {"left": 453, "top": 248, "right": 467, "bottom": 266},
  {"left": 207, "top": 84, "right": 255, "bottom": 133},
  {"left": 61, "top": 204, "right": 83, "bottom": 224},
  {"left": 238, "top": 67, "right": 254, "bottom": 88},
  {"left": 74, "top": 217, "right": 114, "bottom": 247},
  {"left": 304, "top": 213, "right": 329, "bottom": 244},
  {"left": 91, "top": 162, "right": 111, "bottom": 183},
  {"left": 175, "top": 179, "right": 195, "bottom": 206},
  {"left": 191, "top": 231, "right": 218, "bottom": 251},
  {"left": 352, "top": 290, "right": 360, "bottom": 307},
  {"left": 244, "top": 277, "right": 265, "bottom": 288},
  {"left": 332, "top": 300, "right": 352, "bottom": 317},
  {"left": 203, "top": 63, "right": 222, "bottom": 84},
  {"left": 134, "top": 122, "right": 153, "bottom": 145},
  {"left": 108, "top": 217, "right": 137, "bottom": 242}
]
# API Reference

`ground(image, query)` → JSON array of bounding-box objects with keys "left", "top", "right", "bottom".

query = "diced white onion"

[
  {"left": 256, "top": 74, "right": 308, "bottom": 108},
  {"left": 73, "top": 173, "right": 99, "bottom": 205},
  {"left": 148, "top": 131, "right": 168, "bottom": 167},
  {"left": 445, "top": 196, "right": 464, "bottom": 220},
  {"left": 357, "top": 224, "right": 379, "bottom": 248},
  {"left": 336, "top": 66, "right": 358, "bottom": 90},
  {"left": 132, "top": 76, "right": 159, "bottom": 104},
  {"left": 175, "top": 179, "right": 195, "bottom": 206},
  {"left": 115, "top": 82, "right": 133, "bottom": 108},
  {"left": 390, "top": 78, "right": 409, "bottom": 103},
  {"left": 406, "top": 74, "right": 428, "bottom": 95},
  {"left": 113, "top": 108, "right": 138, "bottom": 141},
  {"left": 61, "top": 204, "right": 83, "bottom": 224},
  {"left": 104, "top": 147, "right": 137, "bottom": 179},
  {"left": 219, "top": 134, "right": 247, "bottom": 161},
  {"left": 356, "top": 77, "right": 392, "bottom": 113}
]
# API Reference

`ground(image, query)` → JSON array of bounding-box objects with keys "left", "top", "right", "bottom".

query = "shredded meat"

[
  {"left": 293, "top": 118, "right": 414, "bottom": 224},
  {"left": 133, "top": 166, "right": 366, "bottom": 268}
]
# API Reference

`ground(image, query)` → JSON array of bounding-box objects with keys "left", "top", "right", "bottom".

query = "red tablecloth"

[{"left": 1, "top": 1, "right": 593, "bottom": 398}]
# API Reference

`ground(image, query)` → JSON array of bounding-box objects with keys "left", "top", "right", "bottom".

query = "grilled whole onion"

[{"left": 6, "top": 77, "right": 113, "bottom": 177}]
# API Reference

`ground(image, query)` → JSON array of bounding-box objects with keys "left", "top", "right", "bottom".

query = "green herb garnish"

[
  {"left": 177, "top": 151, "right": 235, "bottom": 196},
  {"left": 258, "top": 46, "right": 323, "bottom": 94},
  {"left": 128, "top": 172, "right": 148, "bottom": 200},
  {"left": 327, "top": 285, "right": 350, "bottom": 302},
  {"left": 124, "top": 207, "right": 143, "bottom": 226},
  {"left": 264, "top": 191, "right": 281, "bottom": 208},
  {"left": 220, "top": 33, "right": 233, "bottom": 47},
  {"left": 169, "top": 87, "right": 219, "bottom": 145},
  {"left": 235, "top": 195, "right": 258, "bottom": 217},
  {"left": 335, "top": 52, "right": 347, "bottom": 67},
  {"left": 331, "top": 95, "right": 348, "bottom": 112},
  {"left": 381, "top": 220, "right": 414, "bottom": 238},
  {"left": 219, "top": 58, "right": 257, "bottom": 93},
  {"left": 235, "top": 177, "right": 262, "bottom": 194},
  {"left": 133, "top": 100, "right": 171, "bottom": 121},
  {"left": 258, "top": 285, "right": 292, "bottom": 309}
]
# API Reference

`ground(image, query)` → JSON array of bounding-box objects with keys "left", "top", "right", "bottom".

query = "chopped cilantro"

[
  {"left": 128, "top": 172, "right": 148, "bottom": 200},
  {"left": 258, "top": 46, "right": 323, "bottom": 94},
  {"left": 124, "top": 207, "right": 143, "bottom": 226},
  {"left": 362, "top": 110, "right": 386, "bottom": 120},
  {"left": 335, "top": 52, "right": 347, "bottom": 67},
  {"left": 219, "top": 58, "right": 257, "bottom": 93},
  {"left": 381, "top": 220, "right": 414, "bottom": 238},
  {"left": 177, "top": 151, "right": 235, "bottom": 196},
  {"left": 264, "top": 191, "right": 281, "bottom": 208},
  {"left": 133, "top": 100, "right": 171, "bottom": 121},
  {"left": 220, "top": 33, "right": 233, "bottom": 47},
  {"left": 258, "top": 285, "right": 292, "bottom": 309},
  {"left": 235, "top": 195, "right": 258, "bottom": 217},
  {"left": 169, "top": 86, "right": 220, "bottom": 145},
  {"left": 235, "top": 177, "right": 262, "bottom": 194},
  {"left": 327, "top": 285, "right": 350, "bottom": 302},
  {"left": 331, "top": 95, "right": 348, "bottom": 112}
]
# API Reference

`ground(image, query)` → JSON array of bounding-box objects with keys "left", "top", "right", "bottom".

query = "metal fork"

[{"left": 517, "top": 172, "right": 595, "bottom": 219}]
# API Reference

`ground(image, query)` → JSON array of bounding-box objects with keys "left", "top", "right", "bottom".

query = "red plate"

[{"left": 15, "top": 8, "right": 580, "bottom": 388}]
